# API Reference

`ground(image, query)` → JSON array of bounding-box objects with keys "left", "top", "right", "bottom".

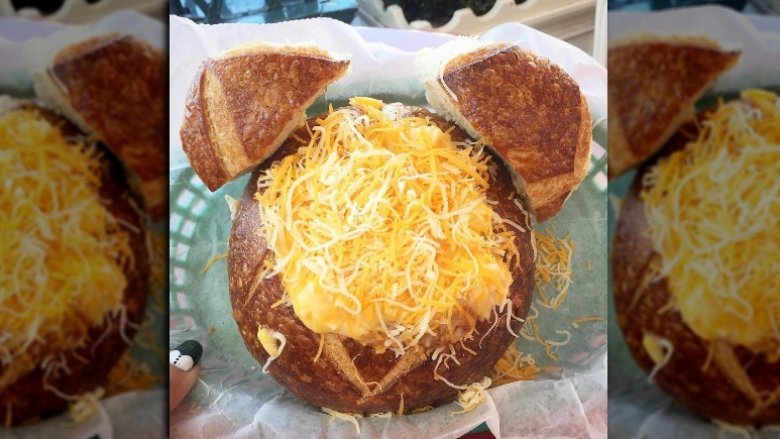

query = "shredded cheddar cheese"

[
  {"left": 67, "top": 387, "right": 105, "bottom": 423},
  {"left": 642, "top": 89, "right": 780, "bottom": 355},
  {"left": 515, "top": 230, "right": 577, "bottom": 361},
  {"left": 0, "top": 110, "right": 131, "bottom": 373},
  {"left": 254, "top": 97, "right": 520, "bottom": 354},
  {"left": 642, "top": 333, "right": 673, "bottom": 382},
  {"left": 490, "top": 342, "right": 539, "bottom": 386},
  {"left": 201, "top": 251, "right": 228, "bottom": 273},
  {"left": 571, "top": 315, "right": 604, "bottom": 328},
  {"left": 104, "top": 351, "right": 157, "bottom": 396},
  {"left": 533, "top": 231, "right": 575, "bottom": 310},
  {"left": 452, "top": 376, "right": 492, "bottom": 414},
  {"left": 257, "top": 326, "right": 286, "bottom": 373},
  {"left": 369, "top": 411, "right": 393, "bottom": 418}
]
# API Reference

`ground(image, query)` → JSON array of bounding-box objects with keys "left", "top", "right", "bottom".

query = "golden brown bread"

[
  {"left": 0, "top": 100, "right": 150, "bottom": 426},
  {"left": 180, "top": 43, "right": 350, "bottom": 192},
  {"left": 418, "top": 43, "right": 591, "bottom": 222},
  {"left": 612, "top": 119, "right": 780, "bottom": 425},
  {"left": 30, "top": 33, "right": 167, "bottom": 219},
  {"left": 607, "top": 35, "right": 740, "bottom": 179},
  {"left": 228, "top": 106, "right": 534, "bottom": 414}
]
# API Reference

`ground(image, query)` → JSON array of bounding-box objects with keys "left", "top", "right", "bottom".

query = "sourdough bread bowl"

[
  {"left": 227, "top": 104, "right": 535, "bottom": 414},
  {"left": 0, "top": 99, "right": 150, "bottom": 426},
  {"left": 613, "top": 91, "right": 780, "bottom": 425}
]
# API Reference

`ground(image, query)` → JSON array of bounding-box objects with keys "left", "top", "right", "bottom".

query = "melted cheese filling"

[
  {"left": 0, "top": 109, "right": 130, "bottom": 368},
  {"left": 642, "top": 89, "right": 780, "bottom": 354},
  {"left": 254, "top": 97, "right": 520, "bottom": 354}
]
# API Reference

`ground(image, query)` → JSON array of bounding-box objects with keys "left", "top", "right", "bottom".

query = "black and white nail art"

[{"left": 170, "top": 340, "right": 203, "bottom": 372}]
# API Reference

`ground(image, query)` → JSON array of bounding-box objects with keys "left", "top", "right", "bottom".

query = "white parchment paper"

[
  {"left": 169, "top": 15, "right": 608, "bottom": 439},
  {"left": 608, "top": 7, "right": 780, "bottom": 439}
]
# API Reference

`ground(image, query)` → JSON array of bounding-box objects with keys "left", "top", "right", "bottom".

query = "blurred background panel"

[
  {"left": 608, "top": 0, "right": 780, "bottom": 13},
  {"left": 168, "top": 0, "right": 607, "bottom": 64},
  {"left": 0, "top": 0, "right": 167, "bottom": 22},
  {"left": 0, "top": 1, "right": 168, "bottom": 437}
]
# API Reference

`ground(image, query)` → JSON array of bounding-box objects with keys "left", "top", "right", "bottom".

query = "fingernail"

[{"left": 170, "top": 340, "right": 203, "bottom": 372}]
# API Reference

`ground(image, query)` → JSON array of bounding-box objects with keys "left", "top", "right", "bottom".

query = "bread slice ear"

[
  {"left": 180, "top": 42, "right": 350, "bottom": 191},
  {"left": 26, "top": 31, "right": 167, "bottom": 219},
  {"left": 607, "top": 35, "right": 740, "bottom": 179},
  {"left": 417, "top": 41, "right": 591, "bottom": 222}
]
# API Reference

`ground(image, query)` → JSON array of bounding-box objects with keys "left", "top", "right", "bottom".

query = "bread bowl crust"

[
  {"left": 612, "top": 119, "right": 780, "bottom": 425},
  {"left": 0, "top": 100, "right": 150, "bottom": 426},
  {"left": 39, "top": 34, "right": 167, "bottom": 219},
  {"left": 607, "top": 35, "right": 740, "bottom": 179},
  {"left": 228, "top": 106, "right": 534, "bottom": 414},
  {"left": 419, "top": 43, "right": 591, "bottom": 222}
]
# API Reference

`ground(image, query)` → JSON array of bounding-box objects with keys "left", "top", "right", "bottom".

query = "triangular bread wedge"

[
  {"left": 608, "top": 35, "right": 740, "bottom": 179},
  {"left": 417, "top": 41, "right": 591, "bottom": 222},
  {"left": 180, "top": 43, "right": 350, "bottom": 191},
  {"left": 26, "top": 31, "right": 166, "bottom": 219}
]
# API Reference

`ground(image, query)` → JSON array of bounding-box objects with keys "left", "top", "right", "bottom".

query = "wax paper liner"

[
  {"left": 0, "top": 10, "right": 166, "bottom": 439},
  {"left": 608, "top": 7, "right": 780, "bottom": 439},
  {"left": 169, "top": 15, "right": 608, "bottom": 439}
]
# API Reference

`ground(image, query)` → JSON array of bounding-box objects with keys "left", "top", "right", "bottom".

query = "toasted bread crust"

[
  {"left": 0, "top": 101, "right": 150, "bottom": 426},
  {"left": 48, "top": 34, "right": 166, "bottom": 219},
  {"left": 180, "top": 43, "right": 349, "bottom": 191},
  {"left": 613, "top": 120, "right": 780, "bottom": 425},
  {"left": 228, "top": 107, "right": 534, "bottom": 414},
  {"left": 607, "top": 35, "right": 740, "bottom": 179},
  {"left": 431, "top": 44, "right": 591, "bottom": 222}
]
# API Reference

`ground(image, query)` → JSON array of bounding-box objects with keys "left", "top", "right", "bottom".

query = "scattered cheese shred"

[
  {"left": 225, "top": 195, "right": 240, "bottom": 220},
  {"left": 514, "top": 230, "right": 578, "bottom": 361},
  {"left": 369, "top": 411, "right": 393, "bottom": 418},
  {"left": 571, "top": 315, "right": 605, "bottom": 328},
  {"left": 452, "top": 376, "right": 492, "bottom": 414},
  {"left": 0, "top": 110, "right": 131, "bottom": 372},
  {"left": 201, "top": 251, "right": 228, "bottom": 273},
  {"left": 254, "top": 97, "right": 519, "bottom": 354},
  {"left": 642, "top": 333, "right": 673, "bottom": 382},
  {"left": 533, "top": 231, "right": 575, "bottom": 310},
  {"left": 257, "top": 326, "right": 286, "bottom": 373},
  {"left": 642, "top": 89, "right": 780, "bottom": 355},
  {"left": 322, "top": 407, "right": 361, "bottom": 434},
  {"left": 67, "top": 387, "right": 105, "bottom": 423},
  {"left": 104, "top": 351, "right": 157, "bottom": 396},
  {"left": 313, "top": 333, "right": 325, "bottom": 363},
  {"left": 490, "top": 342, "right": 540, "bottom": 386}
]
